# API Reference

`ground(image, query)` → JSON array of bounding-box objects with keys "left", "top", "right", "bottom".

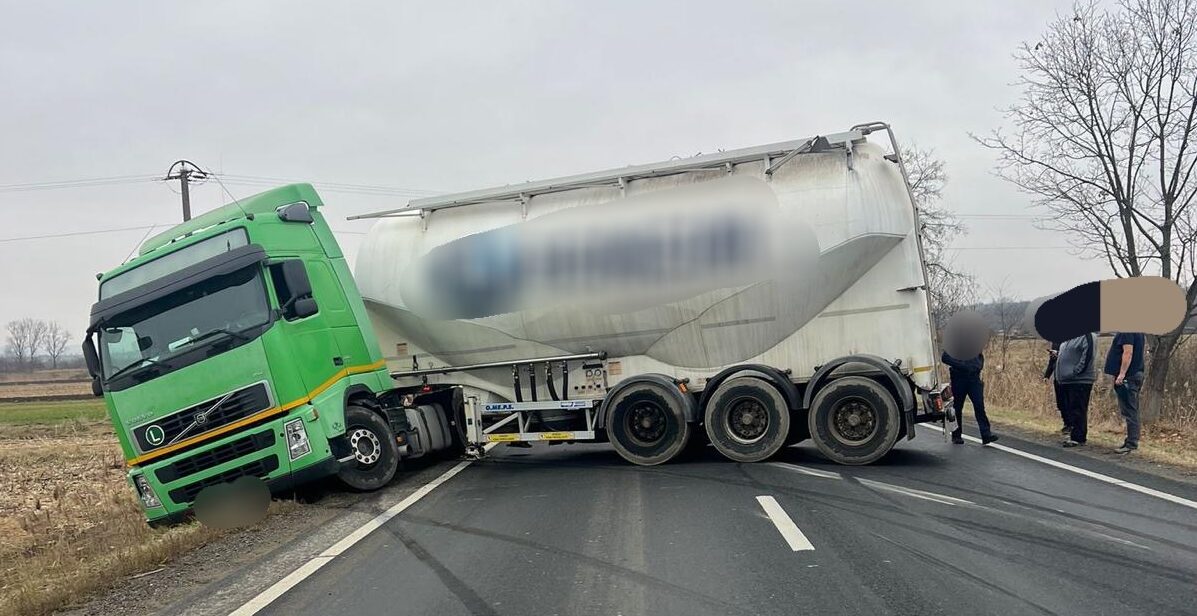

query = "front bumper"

[{"left": 130, "top": 405, "right": 340, "bottom": 522}]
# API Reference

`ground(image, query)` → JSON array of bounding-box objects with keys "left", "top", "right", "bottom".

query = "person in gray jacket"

[{"left": 1055, "top": 332, "right": 1097, "bottom": 447}]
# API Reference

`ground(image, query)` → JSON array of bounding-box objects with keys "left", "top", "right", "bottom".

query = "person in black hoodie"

[
  {"left": 1042, "top": 341, "right": 1070, "bottom": 434},
  {"left": 942, "top": 350, "right": 999, "bottom": 445}
]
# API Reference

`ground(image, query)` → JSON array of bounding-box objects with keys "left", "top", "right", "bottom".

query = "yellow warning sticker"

[
  {"left": 486, "top": 434, "right": 520, "bottom": 442},
  {"left": 538, "top": 432, "right": 575, "bottom": 440}
]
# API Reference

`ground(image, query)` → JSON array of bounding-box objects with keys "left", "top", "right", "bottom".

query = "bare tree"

[
  {"left": 904, "top": 145, "right": 978, "bottom": 326},
  {"left": 977, "top": 0, "right": 1197, "bottom": 421},
  {"left": 987, "top": 279, "right": 1022, "bottom": 371},
  {"left": 5, "top": 318, "right": 47, "bottom": 370},
  {"left": 42, "top": 322, "right": 71, "bottom": 369}
]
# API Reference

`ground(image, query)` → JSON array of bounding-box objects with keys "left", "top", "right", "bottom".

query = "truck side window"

[{"left": 269, "top": 261, "right": 317, "bottom": 321}]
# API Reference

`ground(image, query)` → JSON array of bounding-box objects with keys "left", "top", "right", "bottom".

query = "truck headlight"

[
  {"left": 134, "top": 474, "right": 162, "bottom": 509},
  {"left": 285, "top": 418, "right": 312, "bottom": 461}
]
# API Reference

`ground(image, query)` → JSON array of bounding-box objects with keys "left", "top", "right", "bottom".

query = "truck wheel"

[
  {"left": 337, "top": 405, "right": 399, "bottom": 491},
  {"left": 704, "top": 376, "right": 790, "bottom": 462},
  {"left": 807, "top": 376, "right": 900, "bottom": 465},
  {"left": 606, "top": 381, "right": 692, "bottom": 466}
]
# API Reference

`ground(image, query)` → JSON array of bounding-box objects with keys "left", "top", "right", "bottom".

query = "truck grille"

[
  {"left": 154, "top": 430, "right": 276, "bottom": 484},
  {"left": 167, "top": 455, "right": 280, "bottom": 505},
  {"left": 133, "top": 382, "right": 272, "bottom": 453}
]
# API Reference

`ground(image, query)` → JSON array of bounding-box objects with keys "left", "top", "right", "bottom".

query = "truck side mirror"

[
  {"left": 82, "top": 337, "right": 104, "bottom": 397},
  {"left": 280, "top": 260, "right": 312, "bottom": 300},
  {"left": 292, "top": 296, "right": 319, "bottom": 319},
  {"left": 276, "top": 202, "right": 314, "bottom": 223},
  {"left": 273, "top": 260, "right": 318, "bottom": 320}
]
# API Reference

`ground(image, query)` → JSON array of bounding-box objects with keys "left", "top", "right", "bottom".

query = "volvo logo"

[
  {"left": 144, "top": 424, "right": 166, "bottom": 446},
  {"left": 194, "top": 411, "right": 209, "bottom": 426}
]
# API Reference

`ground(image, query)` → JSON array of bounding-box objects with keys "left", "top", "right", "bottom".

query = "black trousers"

[
  {"left": 1053, "top": 380, "right": 1067, "bottom": 427},
  {"left": 951, "top": 378, "right": 991, "bottom": 439},
  {"left": 1061, "top": 382, "right": 1092, "bottom": 443}
]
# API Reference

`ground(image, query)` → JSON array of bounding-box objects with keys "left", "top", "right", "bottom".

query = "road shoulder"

[
  {"left": 944, "top": 421, "right": 1197, "bottom": 502},
  {"left": 56, "top": 459, "right": 462, "bottom": 616}
]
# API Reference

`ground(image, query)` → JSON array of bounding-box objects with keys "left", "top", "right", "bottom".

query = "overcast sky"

[{"left": 0, "top": 1, "right": 1108, "bottom": 342}]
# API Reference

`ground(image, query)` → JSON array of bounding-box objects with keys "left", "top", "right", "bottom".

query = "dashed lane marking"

[{"left": 756, "top": 495, "right": 816, "bottom": 551}]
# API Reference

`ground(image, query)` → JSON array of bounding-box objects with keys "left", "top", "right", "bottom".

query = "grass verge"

[{"left": 0, "top": 400, "right": 107, "bottom": 425}]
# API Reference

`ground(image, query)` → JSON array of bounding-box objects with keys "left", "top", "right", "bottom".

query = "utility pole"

[{"left": 165, "top": 160, "right": 208, "bottom": 221}]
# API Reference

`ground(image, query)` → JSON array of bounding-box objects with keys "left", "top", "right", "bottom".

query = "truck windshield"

[{"left": 100, "top": 266, "right": 270, "bottom": 382}]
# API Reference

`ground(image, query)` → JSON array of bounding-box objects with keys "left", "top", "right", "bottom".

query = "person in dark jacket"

[
  {"left": 941, "top": 351, "right": 998, "bottom": 445},
  {"left": 1054, "top": 333, "right": 1096, "bottom": 447},
  {"left": 1042, "top": 341, "right": 1069, "bottom": 434},
  {"left": 1104, "top": 332, "right": 1146, "bottom": 454}
]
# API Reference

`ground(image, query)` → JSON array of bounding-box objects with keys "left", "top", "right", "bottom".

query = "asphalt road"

[{"left": 247, "top": 427, "right": 1197, "bottom": 616}]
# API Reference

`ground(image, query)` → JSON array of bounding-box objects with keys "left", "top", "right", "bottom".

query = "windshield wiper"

[
  {"left": 106, "top": 357, "right": 164, "bottom": 384},
  {"left": 188, "top": 326, "right": 251, "bottom": 346}
]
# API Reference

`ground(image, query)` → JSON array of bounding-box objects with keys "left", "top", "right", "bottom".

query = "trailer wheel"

[
  {"left": 337, "top": 405, "right": 400, "bottom": 491},
  {"left": 704, "top": 376, "right": 790, "bottom": 462},
  {"left": 807, "top": 376, "right": 900, "bottom": 465},
  {"left": 606, "top": 381, "right": 692, "bottom": 466}
]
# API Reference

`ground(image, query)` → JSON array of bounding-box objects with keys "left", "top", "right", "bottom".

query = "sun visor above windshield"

[{"left": 89, "top": 244, "right": 268, "bottom": 331}]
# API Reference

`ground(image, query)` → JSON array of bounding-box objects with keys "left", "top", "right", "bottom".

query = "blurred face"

[{"left": 942, "top": 310, "right": 991, "bottom": 359}]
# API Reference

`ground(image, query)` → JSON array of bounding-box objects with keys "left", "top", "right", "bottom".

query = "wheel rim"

[
  {"left": 626, "top": 402, "right": 668, "bottom": 445},
  {"left": 829, "top": 397, "right": 878, "bottom": 445},
  {"left": 725, "top": 396, "right": 769, "bottom": 444},
  {"left": 348, "top": 427, "right": 382, "bottom": 466}
]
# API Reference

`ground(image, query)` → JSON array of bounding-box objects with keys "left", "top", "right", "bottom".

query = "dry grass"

[
  {"left": 972, "top": 337, "right": 1197, "bottom": 471},
  {"left": 0, "top": 407, "right": 218, "bottom": 616},
  {"left": 0, "top": 370, "right": 92, "bottom": 401},
  {"left": 0, "top": 381, "right": 91, "bottom": 400},
  {"left": 0, "top": 369, "right": 87, "bottom": 384}
]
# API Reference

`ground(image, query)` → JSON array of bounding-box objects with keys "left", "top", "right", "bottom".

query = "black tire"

[
  {"left": 807, "top": 376, "right": 901, "bottom": 465},
  {"left": 704, "top": 376, "right": 791, "bottom": 463},
  {"left": 605, "top": 381, "right": 692, "bottom": 466},
  {"left": 337, "top": 405, "right": 400, "bottom": 491}
]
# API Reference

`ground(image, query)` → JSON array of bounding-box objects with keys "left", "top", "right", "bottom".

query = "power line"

[
  {"left": 220, "top": 174, "right": 441, "bottom": 195},
  {"left": 947, "top": 246, "right": 1072, "bottom": 251},
  {"left": 0, "top": 172, "right": 441, "bottom": 198},
  {"left": 0, "top": 175, "right": 159, "bottom": 194},
  {"left": 122, "top": 224, "right": 160, "bottom": 264},
  {"left": 955, "top": 214, "right": 1040, "bottom": 219},
  {"left": 216, "top": 180, "right": 435, "bottom": 198},
  {"left": 0, "top": 224, "right": 171, "bottom": 244}
]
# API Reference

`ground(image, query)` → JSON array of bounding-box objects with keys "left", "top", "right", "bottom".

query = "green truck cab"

[{"left": 82, "top": 184, "right": 434, "bottom": 522}]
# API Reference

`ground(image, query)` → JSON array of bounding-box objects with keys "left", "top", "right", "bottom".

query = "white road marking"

[
  {"left": 228, "top": 461, "right": 473, "bottom": 616},
  {"left": 756, "top": 495, "right": 815, "bottom": 551},
  {"left": 1092, "top": 531, "right": 1152, "bottom": 550},
  {"left": 768, "top": 462, "right": 842, "bottom": 480},
  {"left": 858, "top": 478, "right": 973, "bottom": 506},
  {"left": 919, "top": 424, "right": 1197, "bottom": 512}
]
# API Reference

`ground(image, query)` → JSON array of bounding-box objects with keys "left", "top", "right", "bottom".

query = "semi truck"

[{"left": 83, "top": 121, "right": 950, "bottom": 523}]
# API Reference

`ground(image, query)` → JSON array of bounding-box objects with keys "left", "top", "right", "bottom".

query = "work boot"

[
  {"left": 951, "top": 433, "right": 965, "bottom": 445},
  {"left": 981, "top": 434, "right": 1000, "bottom": 445}
]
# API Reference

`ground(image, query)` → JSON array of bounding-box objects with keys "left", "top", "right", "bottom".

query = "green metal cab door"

[{"left": 266, "top": 258, "right": 346, "bottom": 403}]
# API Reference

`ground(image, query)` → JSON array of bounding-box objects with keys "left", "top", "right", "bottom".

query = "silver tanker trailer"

[{"left": 351, "top": 121, "right": 951, "bottom": 466}]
